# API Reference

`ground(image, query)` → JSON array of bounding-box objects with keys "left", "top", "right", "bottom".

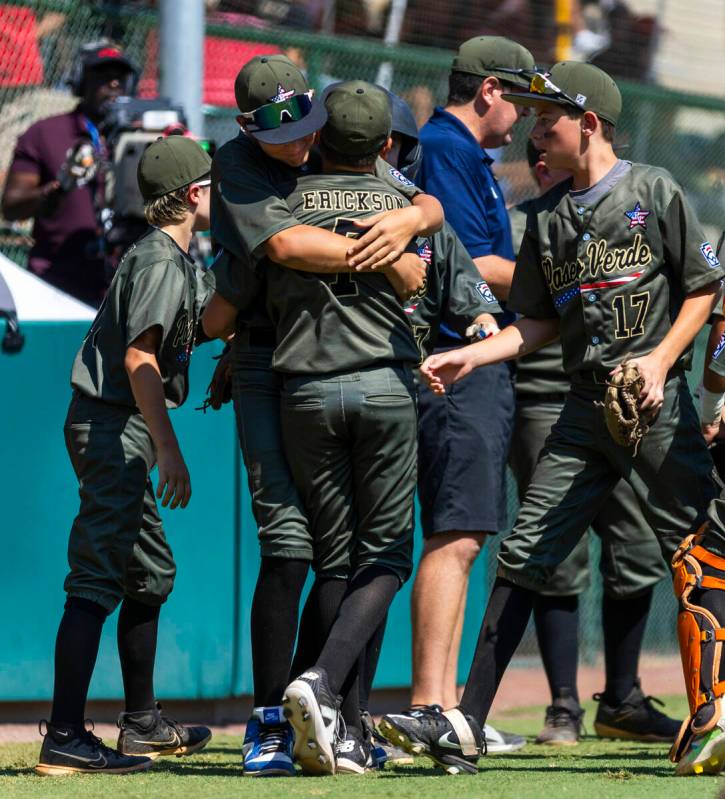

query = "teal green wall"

[{"left": 0, "top": 322, "right": 488, "bottom": 700}]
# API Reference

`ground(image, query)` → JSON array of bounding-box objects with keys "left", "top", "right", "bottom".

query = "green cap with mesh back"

[
  {"left": 504, "top": 61, "right": 622, "bottom": 126},
  {"left": 137, "top": 136, "right": 211, "bottom": 200},
  {"left": 451, "top": 36, "right": 536, "bottom": 89},
  {"left": 320, "top": 81, "right": 392, "bottom": 157}
]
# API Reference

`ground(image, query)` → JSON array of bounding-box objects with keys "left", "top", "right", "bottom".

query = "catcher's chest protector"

[{"left": 670, "top": 527, "right": 725, "bottom": 764}]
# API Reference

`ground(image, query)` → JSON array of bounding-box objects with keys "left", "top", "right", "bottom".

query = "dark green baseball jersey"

[
  {"left": 71, "top": 227, "right": 213, "bottom": 409},
  {"left": 264, "top": 171, "right": 420, "bottom": 373},
  {"left": 509, "top": 201, "right": 569, "bottom": 396},
  {"left": 403, "top": 221, "right": 501, "bottom": 359},
  {"left": 508, "top": 163, "right": 725, "bottom": 374},
  {"left": 210, "top": 132, "right": 422, "bottom": 331}
]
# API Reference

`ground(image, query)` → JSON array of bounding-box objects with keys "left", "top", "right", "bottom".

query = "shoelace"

[
  {"left": 258, "top": 725, "right": 289, "bottom": 755},
  {"left": 546, "top": 705, "right": 581, "bottom": 729}
]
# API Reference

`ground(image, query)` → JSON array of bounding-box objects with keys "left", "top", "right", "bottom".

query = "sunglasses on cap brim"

[
  {"left": 529, "top": 72, "right": 586, "bottom": 111},
  {"left": 240, "top": 91, "right": 314, "bottom": 131}
]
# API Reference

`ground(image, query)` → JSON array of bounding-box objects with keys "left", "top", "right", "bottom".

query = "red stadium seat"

[
  {"left": 138, "top": 29, "right": 280, "bottom": 107},
  {"left": 0, "top": 6, "right": 44, "bottom": 87}
]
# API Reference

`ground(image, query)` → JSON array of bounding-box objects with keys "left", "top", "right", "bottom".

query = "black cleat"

[
  {"left": 283, "top": 667, "right": 339, "bottom": 775},
  {"left": 117, "top": 703, "right": 212, "bottom": 758},
  {"left": 36, "top": 720, "right": 152, "bottom": 776},
  {"left": 360, "top": 710, "right": 413, "bottom": 767},
  {"left": 535, "top": 692, "right": 584, "bottom": 746},
  {"left": 593, "top": 679, "right": 681, "bottom": 742},
  {"left": 377, "top": 704, "right": 443, "bottom": 755},
  {"left": 379, "top": 706, "right": 484, "bottom": 775}
]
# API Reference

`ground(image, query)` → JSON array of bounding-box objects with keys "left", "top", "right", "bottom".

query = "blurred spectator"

[
  {"left": 589, "top": 1, "right": 656, "bottom": 81},
  {"left": 1, "top": 42, "right": 137, "bottom": 307}
]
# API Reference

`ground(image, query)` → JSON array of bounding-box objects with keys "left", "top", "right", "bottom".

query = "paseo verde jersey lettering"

[
  {"left": 265, "top": 172, "right": 420, "bottom": 373},
  {"left": 508, "top": 164, "right": 725, "bottom": 374},
  {"left": 71, "top": 227, "right": 213, "bottom": 409},
  {"left": 403, "top": 221, "right": 501, "bottom": 360}
]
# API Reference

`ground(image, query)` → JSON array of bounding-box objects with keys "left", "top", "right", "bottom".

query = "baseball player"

[
  {"left": 274, "top": 87, "right": 501, "bottom": 772},
  {"left": 267, "top": 80, "right": 451, "bottom": 777},
  {"left": 202, "top": 55, "right": 442, "bottom": 777},
  {"left": 509, "top": 141, "right": 676, "bottom": 745},
  {"left": 36, "top": 137, "right": 214, "bottom": 776},
  {"left": 381, "top": 61, "right": 725, "bottom": 777}
]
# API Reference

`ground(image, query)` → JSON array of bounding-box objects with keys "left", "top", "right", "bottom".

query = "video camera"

[{"left": 100, "top": 97, "right": 215, "bottom": 270}]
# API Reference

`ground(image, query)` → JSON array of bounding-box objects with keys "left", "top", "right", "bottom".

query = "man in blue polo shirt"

[{"left": 404, "top": 36, "right": 535, "bottom": 751}]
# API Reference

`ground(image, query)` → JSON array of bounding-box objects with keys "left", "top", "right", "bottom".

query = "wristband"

[{"left": 700, "top": 387, "right": 725, "bottom": 426}]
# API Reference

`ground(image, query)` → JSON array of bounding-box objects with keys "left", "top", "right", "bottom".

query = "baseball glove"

[
  {"left": 197, "top": 348, "right": 232, "bottom": 413},
  {"left": 602, "top": 360, "right": 650, "bottom": 451}
]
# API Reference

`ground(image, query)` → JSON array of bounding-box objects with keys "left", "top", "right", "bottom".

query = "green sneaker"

[{"left": 675, "top": 720, "right": 725, "bottom": 776}]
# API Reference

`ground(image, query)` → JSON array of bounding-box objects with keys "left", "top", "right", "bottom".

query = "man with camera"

[{"left": 2, "top": 41, "right": 137, "bottom": 307}]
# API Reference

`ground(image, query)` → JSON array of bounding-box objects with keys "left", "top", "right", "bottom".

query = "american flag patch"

[{"left": 417, "top": 241, "right": 432, "bottom": 264}]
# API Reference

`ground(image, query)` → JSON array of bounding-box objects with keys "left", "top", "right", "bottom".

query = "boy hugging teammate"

[
  {"left": 263, "top": 82, "right": 424, "bottom": 774},
  {"left": 36, "top": 137, "right": 213, "bottom": 776}
]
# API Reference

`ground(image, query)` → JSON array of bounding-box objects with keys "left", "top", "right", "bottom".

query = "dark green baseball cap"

[
  {"left": 503, "top": 61, "right": 622, "bottom": 126},
  {"left": 234, "top": 54, "right": 327, "bottom": 144},
  {"left": 451, "top": 36, "right": 536, "bottom": 89},
  {"left": 137, "top": 136, "right": 212, "bottom": 200},
  {"left": 320, "top": 81, "right": 392, "bottom": 157}
]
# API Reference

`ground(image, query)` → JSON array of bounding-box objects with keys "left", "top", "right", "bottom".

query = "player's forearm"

[
  {"left": 383, "top": 253, "right": 426, "bottom": 300},
  {"left": 465, "top": 316, "right": 559, "bottom": 368},
  {"left": 472, "top": 255, "right": 515, "bottom": 300},
  {"left": 651, "top": 282, "right": 720, "bottom": 370},
  {"left": 125, "top": 349, "right": 179, "bottom": 452},
  {"left": 264, "top": 225, "right": 353, "bottom": 273},
  {"left": 202, "top": 292, "right": 238, "bottom": 340},
  {"left": 410, "top": 194, "right": 444, "bottom": 235}
]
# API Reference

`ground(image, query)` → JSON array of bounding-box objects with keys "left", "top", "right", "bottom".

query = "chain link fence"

[{"left": 2, "top": 1, "right": 723, "bottom": 662}]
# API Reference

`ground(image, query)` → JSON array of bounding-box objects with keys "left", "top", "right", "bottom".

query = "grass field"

[{"left": 1, "top": 695, "right": 723, "bottom": 799}]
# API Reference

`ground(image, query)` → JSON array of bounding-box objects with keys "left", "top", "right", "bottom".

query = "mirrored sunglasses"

[{"left": 240, "top": 91, "right": 314, "bottom": 131}]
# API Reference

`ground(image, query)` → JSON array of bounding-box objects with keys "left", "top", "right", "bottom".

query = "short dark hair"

[
  {"left": 318, "top": 141, "right": 379, "bottom": 169},
  {"left": 447, "top": 71, "right": 484, "bottom": 106},
  {"left": 564, "top": 107, "right": 615, "bottom": 143}
]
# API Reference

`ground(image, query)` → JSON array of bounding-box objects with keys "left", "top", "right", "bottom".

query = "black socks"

[
  {"left": 117, "top": 598, "right": 161, "bottom": 713},
  {"left": 50, "top": 598, "right": 107, "bottom": 728},
  {"left": 534, "top": 594, "right": 580, "bottom": 703},
  {"left": 251, "top": 557, "right": 309, "bottom": 707},
  {"left": 601, "top": 589, "right": 652, "bottom": 706},
  {"left": 316, "top": 567, "right": 398, "bottom": 697},
  {"left": 459, "top": 578, "right": 534, "bottom": 721}
]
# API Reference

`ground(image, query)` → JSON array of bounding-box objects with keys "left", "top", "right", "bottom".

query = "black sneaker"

[
  {"left": 593, "top": 679, "right": 681, "bottom": 742},
  {"left": 535, "top": 693, "right": 584, "bottom": 746},
  {"left": 360, "top": 710, "right": 413, "bottom": 767},
  {"left": 283, "top": 668, "right": 339, "bottom": 775},
  {"left": 36, "top": 720, "right": 152, "bottom": 776},
  {"left": 117, "top": 703, "right": 212, "bottom": 758},
  {"left": 379, "top": 706, "right": 484, "bottom": 775}
]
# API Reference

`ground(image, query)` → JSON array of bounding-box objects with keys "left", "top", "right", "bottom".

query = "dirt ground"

[{"left": 0, "top": 654, "right": 682, "bottom": 744}]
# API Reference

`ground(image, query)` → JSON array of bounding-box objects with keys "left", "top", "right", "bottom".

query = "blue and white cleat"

[{"left": 243, "top": 706, "right": 296, "bottom": 777}]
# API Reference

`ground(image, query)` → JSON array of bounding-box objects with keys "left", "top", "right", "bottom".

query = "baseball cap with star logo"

[
  {"left": 234, "top": 55, "right": 327, "bottom": 144},
  {"left": 503, "top": 61, "right": 622, "bottom": 126}
]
